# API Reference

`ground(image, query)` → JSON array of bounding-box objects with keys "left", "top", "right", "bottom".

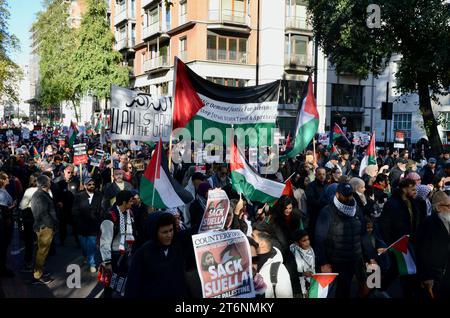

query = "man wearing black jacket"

[
  {"left": 31, "top": 175, "right": 58, "bottom": 284},
  {"left": 417, "top": 191, "right": 450, "bottom": 298},
  {"left": 124, "top": 212, "right": 187, "bottom": 298},
  {"left": 72, "top": 178, "right": 103, "bottom": 273},
  {"left": 305, "top": 167, "right": 326, "bottom": 243}
]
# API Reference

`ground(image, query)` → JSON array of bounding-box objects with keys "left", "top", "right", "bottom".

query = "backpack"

[{"left": 269, "top": 262, "right": 281, "bottom": 298}]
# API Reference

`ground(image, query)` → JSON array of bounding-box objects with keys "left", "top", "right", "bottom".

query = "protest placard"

[
  {"left": 90, "top": 149, "right": 105, "bottom": 167},
  {"left": 110, "top": 85, "right": 172, "bottom": 142},
  {"left": 192, "top": 230, "right": 255, "bottom": 298},
  {"left": 199, "top": 189, "right": 230, "bottom": 233}
]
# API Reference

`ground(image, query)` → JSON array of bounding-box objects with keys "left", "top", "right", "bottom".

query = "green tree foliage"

[
  {"left": 0, "top": 0, "right": 22, "bottom": 104},
  {"left": 33, "top": 0, "right": 77, "bottom": 113},
  {"left": 73, "top": 0, "right": 129, "bottom": 99},
  {"left": 308, "top": 0, "right": 450, "bottom": 154}
]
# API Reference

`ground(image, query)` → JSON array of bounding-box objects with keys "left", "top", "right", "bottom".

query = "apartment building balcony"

[
  {"left": 115, "top": 37, "right": 135, "bottom": 51},
  {"left": 114, "top": 9, "right": 135, "bottom": 26},
  {"left": 285, "top": 17, "right": 313, "bottom": 35},
  {"left": 284, "top": 54, "right": 313, "bottom": 72},
  {"left": 207, "top": 49, "right": 249, "bottom": 64},
  {"left": 143, "top": 55, "right": 170, "bottom": 74},
  {"left": 142, "top": 22, "right": 169, "bottom": 41},
  {"left": 208, "top": 9, "right": 250, "bottom": 34},
  {"left": 142, "top": 0, "right": 158, "bottom": 9}
]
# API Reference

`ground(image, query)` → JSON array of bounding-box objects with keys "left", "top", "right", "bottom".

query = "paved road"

[{"left": 1, "top": 234, "right": 102, "bottom": 298}]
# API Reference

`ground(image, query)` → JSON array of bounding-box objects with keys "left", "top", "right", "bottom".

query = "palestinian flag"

[
  {"left": 140, "top": 139, "right": 193, "bottom": 209},
  {"left": 281, "top": 77, "right": 319, "bottom": 160},
  {"left": 332, "top": 123, "right": 345, "bottom": 140},
  {"left": 387, "top": 235, "right": 417, "bottom": 276},
  {"left": 172, "top": 57, "right": 280, "bottom": 147},
  {"left": 68, "top": 121, "right": 78, "bottom": 147},
  {"left": 230, "top": 139, "right": 286, "bottom": 203},
  {"left": 309, "top": 273, "right": 338, "bottom": 298},
  {"left": 359, "top": 132, "right": 376, "bottom": 177},
  {"left": 285, "top": 132, "right": 291, "bottom": 149},
  {"left": 330, "top": 144, "right": 340, "bottom": 156},
  {"left": 33, "top": 146, "right": 40, "bottom": 159},
  {"left": 282, "top": 178, "right": 294, "bottom": 197}
]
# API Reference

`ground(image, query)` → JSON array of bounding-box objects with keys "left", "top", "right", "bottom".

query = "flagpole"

[
  {"left": 285, "top": 172, "right": 296, "bottom": 182},
  {"left": 313, "top": 138, "right": 317, "bottom": 166},
  {"left": 168, "top": 56, "right": 179, "bottom": 172},
  {"left": 151, "top": 139, "right": 161, "bottom": 208},
  {"left": 110, "top": 140, "right": 114, "bottom": 182}
]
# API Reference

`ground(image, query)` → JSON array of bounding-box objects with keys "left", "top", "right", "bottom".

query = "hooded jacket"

[
  {"left": 124, "top": 212, "right": 187, "bottom": 298},
  {"left": 258, "top": 247, "right": 293, "bottom": 298}
]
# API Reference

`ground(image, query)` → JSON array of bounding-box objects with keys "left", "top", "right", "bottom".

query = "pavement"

[{"left": 0, "top": 233, "right": 102, "bottom": 298}]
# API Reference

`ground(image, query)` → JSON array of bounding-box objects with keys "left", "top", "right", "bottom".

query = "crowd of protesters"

[{"left": 0, "top": 123, "right": 449, "bottom": 299}]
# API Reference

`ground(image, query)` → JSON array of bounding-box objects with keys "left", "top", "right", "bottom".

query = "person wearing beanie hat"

[
  {"left": 420, "top": 157, "right": 438, "bottom": 185},
  {"left": 290, "top": 229, "right": 315, "bottom": 298},
  {"left": 72, "top": 177, "right": 103, "bottom": 273},
  {"left": 417, "top": 191, "right": 450, "bottom": 298},
  {"left": 315, "top": 182, "right": 365, "bottom": 298}
]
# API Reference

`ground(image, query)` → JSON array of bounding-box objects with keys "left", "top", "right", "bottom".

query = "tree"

[
  {"left": 73, "top": 0, "right": 129, "bottom": 100},
  {"left": 0, "top": 0, "right": 22, "bottom": 104},
  {"left": 33, "top": 0, "right": 79, "bottom": 120},
  {"left": 308, "top": 0, "right": 450, "bottom": 155}
]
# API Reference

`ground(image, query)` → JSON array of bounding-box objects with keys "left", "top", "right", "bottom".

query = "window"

[
  {"left": 131, "top": 25, "right": 136, "bottom": 45},
  {"left": 279, "top": 80, "right": 305, "bottom": 105},
  {"left": 331, "top": 84, "right": 364, "bottom": 108},
  {"left": 209, "top": 0, "right": 246, "bottom": 23},
  {"left": 206, "top": 77, "right": 248, "bottom": 87},
  {"left": 180, "top": 0, "right": 187, "bottom": 25},
  {"left": 117, "top": 0, "right": 126, "bottom": 13},
  {"left": 131, "top": 0, "right": 135, "bottom": 18},
  {"left": 393, "top": 113, "right": 412, "bottom": 144},
  {"left": 285, "top": 35, "right": 308, "bottom": 65},
  {"left": 180, "top": 37, "right": 187, "bottom": 60},
  {"left": 156, "top": 82, "right": 169, "bottom": 96},
  {"left": 441, "top": 112, "right": 450, "bottom": 144},
  {"left": 207, "top": 33, "right": 248, "bottom": 63}
]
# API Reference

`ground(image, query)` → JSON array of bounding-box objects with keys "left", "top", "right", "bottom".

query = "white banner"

[{"left": 110, "top": 85, "right": 172, "bottom": 142}]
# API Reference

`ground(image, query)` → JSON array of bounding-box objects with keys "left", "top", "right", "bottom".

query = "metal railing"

[
  {"left": 207, "top": 49, "right": 248, "bottom": 64},
  {"left": 114, "top": 9, "right": 127, "bottom": 25},
  {"left": 284, "top": 54, "right": 312, "bottom": 67},
  {"left": 115, "top": 38, "right": 128, "bottom": 50},
  {"left": 143, "top": 55, "right": 170, "bottom": 72},
  {"left": 142, "top": 22, "right": 161, "bottom": 39},
  {"left": 208, "top": 9, "right": 248, "bottom": 25},
  {"left": 285, "top": 17, "right": 312, "bottom": 30}
]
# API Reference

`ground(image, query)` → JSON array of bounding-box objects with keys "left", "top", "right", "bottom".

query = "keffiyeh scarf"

[
  {"left": 290, "top": 244, "right": 315, "bottom": 295},
  {"left": 333, "top": 196, "right": 357, "bottom": 217},
  {"left": 119, "top": 209, "right": 134, "bottom": 255}
]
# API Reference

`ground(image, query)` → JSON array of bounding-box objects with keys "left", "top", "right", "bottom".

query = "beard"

[{"left": 440, "top": 212, "right": 450, "bottom": 223}]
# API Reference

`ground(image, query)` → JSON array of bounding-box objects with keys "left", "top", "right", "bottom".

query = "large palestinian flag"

[
  {"left": 68, "top": 121, "right": 78, "bottom": 147},
  {"left": 172, "top": 57, "right": 280, "bottom": 147},
  {"left": 140, "top": 140, "right": 193, "bottom": 209},
  {"left": 230, "top": 139, "right": 287, "bottom": 203},
  {"left": 281, "top": 77, "right": 319, "bottom": 160}
]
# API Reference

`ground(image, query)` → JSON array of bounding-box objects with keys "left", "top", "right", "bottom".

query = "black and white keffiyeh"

[
  {"left": 119, "top": 209, "right": 134, "bottom": 255},
  {"left": 333, "top": 196, "right": 357, "bottom": 217}
]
